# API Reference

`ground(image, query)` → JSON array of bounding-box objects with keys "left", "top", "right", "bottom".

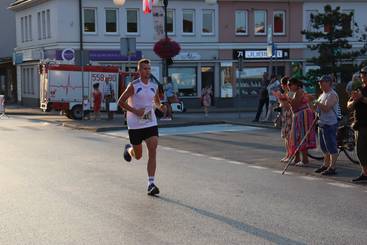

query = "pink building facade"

[{"left": 217, "top": 0, "right": 303, "bottom": 103}]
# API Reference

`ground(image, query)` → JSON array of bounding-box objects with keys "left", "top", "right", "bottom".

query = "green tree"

[{"left": 302, "top": 5, "right": 367, "bottom": 84}]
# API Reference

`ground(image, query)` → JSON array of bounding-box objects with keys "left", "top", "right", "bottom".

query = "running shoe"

[
  {"left": 147, "top": 183, "right": 160, "bottom": 196},
  {"left": 352, "top": 174, "right": 367, "bottom": 183},
  {"left": 123, "top": 144, "right": 132, "bottom": 162}
]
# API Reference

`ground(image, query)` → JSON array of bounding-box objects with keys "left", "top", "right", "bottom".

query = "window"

[
  {"left": 202, "top": 10, "right": 214, "bottom": 34},
  {"left": 273, "top": 11, "right": 285, "bottom": 35},
  {"left": 22, "top": 67, "right": 35, "bottom": 95},
  {"left": 42, "top": 11, "right": 46, "bottom": 38},
  {"left": 168, "top": 67, "right": 197, "bottom": 97},
  {"left": 126, "top": 9, "right": 138, "bottom": 33},
  {"left": 84, "top": 8, "right": 96, "bottom": 33},
  {"left": 28, "top": 15, "right": 32, "bottom": 41},
  {"left": 21, "top": 17, "right": 24, "bottom": 42},
  {"left": 46, "top": 10, "right": 51, "bottom": 38},
  {"left": 183, "top": 10, "right": 194, "bottom": 34},
  {"left": 167, "top": 9, "right": 175, "bottom": 34},
  {"left": 235, "top": 10, "right": 248, "bottom": 35},
  {"left": 105, "top": 9, "right": 118, "bottom": 33},
  {"left": 37, "top": 12, "right": 41, "bottom": 40},
  {"left": 24, "top": 16, "right": 28, "bottom": 41},
  {"left": 254, "top": 10, "right": 266, "bottom": 35}
]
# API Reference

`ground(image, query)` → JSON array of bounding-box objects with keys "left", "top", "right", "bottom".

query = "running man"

[{"left": 118, "top": 59, "right": 165, "bottom": 195}]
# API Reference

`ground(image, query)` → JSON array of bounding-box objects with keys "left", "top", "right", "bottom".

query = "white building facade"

[{"left": 10, "top": 0, "right": 219, "bottom": 107}]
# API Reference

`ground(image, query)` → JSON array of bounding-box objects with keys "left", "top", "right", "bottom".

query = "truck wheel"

[{"left": 71, "top": 105, "right": 83, "bottom": 120}]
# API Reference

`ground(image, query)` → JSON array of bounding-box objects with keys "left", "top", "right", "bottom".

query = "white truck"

[{"left": 40, "top": 64, "right": 119, "bottom": 120}]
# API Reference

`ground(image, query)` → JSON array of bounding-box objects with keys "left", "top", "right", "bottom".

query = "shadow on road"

[{"left": 157, "top": 196, "right": 306, "bottom": 245}]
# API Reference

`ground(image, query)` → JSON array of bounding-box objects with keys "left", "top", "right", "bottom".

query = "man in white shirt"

[
  {"left": 266, "top": 74, "right": 280, "bottom": 121},
  {"left": 118, "top": 59, "right": 165, "bottom": 196}
]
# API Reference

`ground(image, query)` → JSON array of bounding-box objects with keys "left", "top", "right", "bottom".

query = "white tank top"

[{"left": 126, "top": 78, "right": 158, "bottom": 129}]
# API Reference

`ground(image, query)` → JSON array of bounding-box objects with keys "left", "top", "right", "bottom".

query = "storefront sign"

[
  {"left": 174, "top": 52, "right": 201, "bottom": 60},
  {"left": 233, "top": 49, "right": 289, "bottom": 60},
  {"left": 89, "top": 50, "right": 142, "bottom": 61},
  {"left": 61, "top": 48, "right": 75, "bottom": 61}
]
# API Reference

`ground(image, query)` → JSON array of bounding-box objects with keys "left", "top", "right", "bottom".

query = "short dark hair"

[
  {"left": 138, "top": 58, "right": 150, "bottom": 69},
  {"left": 93, "top": 83, "right": 99, "bottom": 89},
  {"left": 288, "top": 77, "right": 303, "bottom": 88}
]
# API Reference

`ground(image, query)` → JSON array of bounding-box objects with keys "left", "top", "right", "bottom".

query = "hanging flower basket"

[{"left": 153, "top": 38, "right": 181, "bottom": 59}]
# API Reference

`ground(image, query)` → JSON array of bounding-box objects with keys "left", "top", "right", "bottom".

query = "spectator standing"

[
  {"left": 313, "top": 75, "right": 339, "bottom": 175},
  {"left": 266, "top": 74, "right": 281, "bottom": 122},
  {"left": 201, "top": 85, "right": 213, "bottom": 117},
  {"left": 287, "top": 78, "right": 316, "bottom": 166},
  {"left": 348, "top": 66, "right": 367, "bottom": 183},
  {"left": 252, "top": 72, "right": 269, "bottom": 122},
  {"left": 275, "top": 76, "right": 292, "bottom": 162},
  {"left": 92, "top": 83, "right": 102, "bottom": 120},
  {"left": 163, "top": 76, "right": 178, "bottom": 120},
  {"left": 103, "top": 78, "right": 115, "bottom": 120}
]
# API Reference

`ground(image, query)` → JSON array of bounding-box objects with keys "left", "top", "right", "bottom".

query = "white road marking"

[
  {"left": 248, "top": 165, "right": 268, "bottom": 170},
  {"left": 176, "top": 149, "right": 190, "bottom": 154},
  {"left": 191, "top": 153, "right": 205, "bottom": 157},
  {"left": 327, "top": 182, "right": 355, "bottom": 188},
  {"left": 103, "top": 124, "right": 264, "bottom": 138},
  {"left": 210, "top": 157, "right": 225, "bottom": 161},
  {"left": 299, "top": 176, "right": 319, "bottom": 181},
  {"left": 228, "top": 160, "right": 244, "bottom": 165}
]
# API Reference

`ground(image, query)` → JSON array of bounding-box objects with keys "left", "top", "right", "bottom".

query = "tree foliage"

[{"left": 301, "top": 5, "right": 367, "bottom": 83}]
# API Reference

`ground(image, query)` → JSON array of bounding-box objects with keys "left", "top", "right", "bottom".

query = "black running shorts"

[{"left": 128, "top": 126, "right": 159, "bottom": 145}]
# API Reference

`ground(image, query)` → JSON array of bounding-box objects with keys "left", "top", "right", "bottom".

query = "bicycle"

[{"left": 307, "top": 118, "right": 359, "bottom": 164}]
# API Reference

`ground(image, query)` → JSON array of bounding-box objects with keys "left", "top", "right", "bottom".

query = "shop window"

[
  {"left": 220, "top": 66, "right": 233, "bottom": 98},
  {"left": 168, "top": 67, "right": 197, "bottom": 97},
  {"left": 235, "top": 10, "right": 248, "bottom": 35},
  {"left": 273, "top": 11, "right": 285, "bottom": 35},
  {"left": 236, "top": 67, "right": 267, "bottom": 97},
  {"left": 126, "top": 9, "right": 139, "bottom": 34},
  {"left": 254, "top": 10, "right": 266, "bottom": 35},
  {"left": 83, "top": 8, "right": 97, "bottom": 33}
]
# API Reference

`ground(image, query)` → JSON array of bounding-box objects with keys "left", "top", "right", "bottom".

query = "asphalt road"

[{"left": 1, "top": 116, "right": 367, "bottom": 245}]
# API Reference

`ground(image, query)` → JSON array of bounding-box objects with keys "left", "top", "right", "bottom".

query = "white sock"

[{"left": 148, "top": 176, "right": 155, "bottom": 186}]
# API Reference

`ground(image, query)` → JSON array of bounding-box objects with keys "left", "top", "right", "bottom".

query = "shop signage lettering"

[{"left": 233, "top": 49, "right": 289, "bottom": 60}]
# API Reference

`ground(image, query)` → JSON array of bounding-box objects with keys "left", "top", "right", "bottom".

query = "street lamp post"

[{"left": 163, "top": 0, "right": 169, "bottom": 81}]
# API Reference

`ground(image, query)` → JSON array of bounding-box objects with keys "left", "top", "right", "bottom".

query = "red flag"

[{"left": 143, "top": 0, "right": 154, "bottom": 14}]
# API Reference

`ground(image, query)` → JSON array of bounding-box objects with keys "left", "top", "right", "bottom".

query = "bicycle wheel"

[
  {"left": 307, "top": 147, "right": 324, "bottom": 161},
  {"left": 341, "top": 126, "right": 359, "bottom": 164}
]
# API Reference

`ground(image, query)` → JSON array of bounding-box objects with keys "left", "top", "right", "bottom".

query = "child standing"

[{"left": 92, "top": 83, "right": 102, "bottom": 120}]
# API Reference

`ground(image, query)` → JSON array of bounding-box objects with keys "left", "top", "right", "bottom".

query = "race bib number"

[{"left": 139, "top": 109, "right": 153, "bottom": 124}]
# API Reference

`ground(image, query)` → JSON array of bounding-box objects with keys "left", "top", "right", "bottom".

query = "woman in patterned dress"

[
  {"left": 276, "top": 76, "right": 293, "bottom": 162},
  {"left": 287, "top": 78, "right": 316, "bottom": 166}
]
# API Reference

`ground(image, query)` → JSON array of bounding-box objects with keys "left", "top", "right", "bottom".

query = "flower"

[{"left": 153, "top": 38, "right": 181, "bottom": 59}]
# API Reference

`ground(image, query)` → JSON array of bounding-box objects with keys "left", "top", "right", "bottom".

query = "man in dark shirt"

[
  {"left": 348, "top": 66, "right": 367, "bottom": 183},
  {"left": 252, "top": 72, "right": 269, "bottom": 122}
]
